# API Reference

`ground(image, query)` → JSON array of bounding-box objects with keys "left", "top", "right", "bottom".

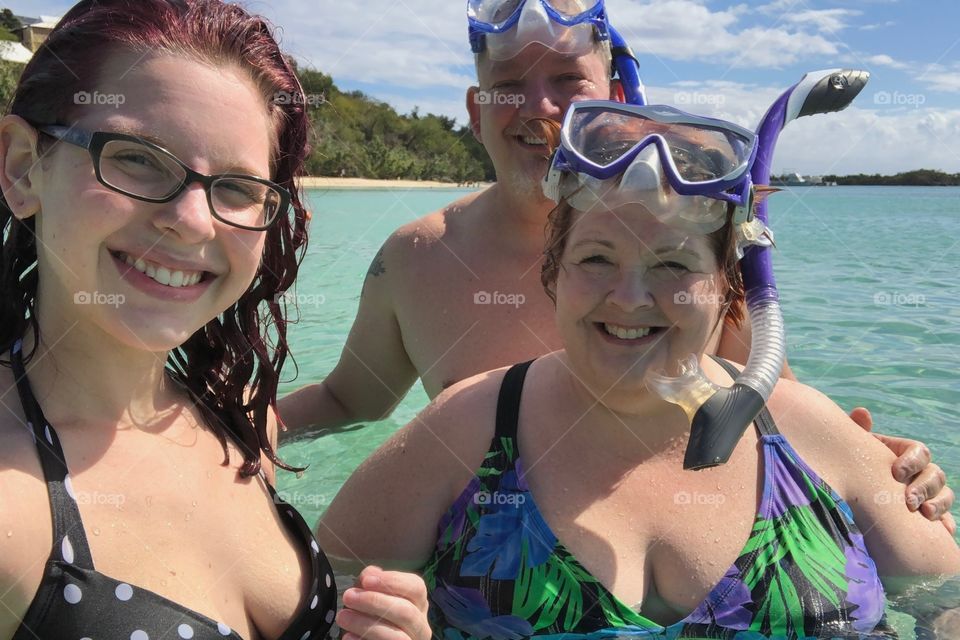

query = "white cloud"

[
  {"left": 782, "top": 9, "right": 861, "bottom": 33},
  {"left": 864, "top": 54, "right": 909, "bottom": 71},
  {"left": 258, "top": 0, "right": 472, "bottom": 90},
  {"left": 646, "top": 80, "right": 960, "bottom": 174},
  {"left": 612, "top": 1, "right": 840, "bottom": 71},
  {"left": 859, "top": 20, "right": 896, "bottom": 31},
  {"left": 919, "top": 63, "right": 960, "bottom": 94}
]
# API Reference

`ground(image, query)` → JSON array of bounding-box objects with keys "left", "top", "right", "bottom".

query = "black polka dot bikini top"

[{"left": 8, "top": 340, "right": 338, "bottom": 640}]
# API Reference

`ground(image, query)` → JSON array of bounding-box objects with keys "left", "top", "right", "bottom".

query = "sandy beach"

[{"left": 299, "top": 177, "right": 487, "bottom": 190}]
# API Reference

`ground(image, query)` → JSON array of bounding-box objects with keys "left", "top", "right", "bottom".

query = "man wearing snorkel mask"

[{"left": 280, "top": 0, "right": 955, "bottom": 530}]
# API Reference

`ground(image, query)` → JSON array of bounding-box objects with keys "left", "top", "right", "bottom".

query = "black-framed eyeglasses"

[{"left": 38, "top": 125, "right": 291, "bottom": 231}]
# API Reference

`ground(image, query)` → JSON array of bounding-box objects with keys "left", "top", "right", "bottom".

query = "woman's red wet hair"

[{"left": 0, "top": 0, "right": 312, "bottom": 477}]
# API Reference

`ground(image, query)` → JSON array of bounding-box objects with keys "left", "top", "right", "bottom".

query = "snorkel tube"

[
  {"left": 646, "top": 69, "right": 870, "bottom": 469},
  {"left": 608, "top": 25, "right": 645, "bottom": 106}
]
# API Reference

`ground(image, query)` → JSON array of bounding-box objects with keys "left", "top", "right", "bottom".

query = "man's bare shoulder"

[{"left": 386, "top": 188, "right": 488, "bottom": 258}]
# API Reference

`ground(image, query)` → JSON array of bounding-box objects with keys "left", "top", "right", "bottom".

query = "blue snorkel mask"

[
  {"left": 467, "top": 0, "right": 645, "bottom": 105},
  {"left": 544, "top": 70, "right": 869, "bottom": 470},
  {"left": 469, "top": 0, "right": 609, "bottom": 60}
]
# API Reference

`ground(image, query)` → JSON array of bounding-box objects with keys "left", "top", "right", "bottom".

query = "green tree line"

[
  {"left": 821, "top": 169, "right": 960, "bottom": 186},
  {"left": 0, "top": 57, "right": 495, "bottom": 183},
  {"left": 297, "top": 67, "right": 492, "bottom": 183}
]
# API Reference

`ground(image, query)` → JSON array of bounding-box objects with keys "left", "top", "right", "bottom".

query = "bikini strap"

[
  {"left": 493, "top": 360, "right": 534, "bottom": 442},
  {"left": 9, "top": 340, "right": 96, "bottom": 570},
  {"left": 709, "top": 355, "right": 780, "bottom": 437}
]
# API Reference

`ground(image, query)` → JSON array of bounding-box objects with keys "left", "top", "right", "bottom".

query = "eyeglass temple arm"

[{"left": 38, "top": 125, "right": 93, "bottom": 149}]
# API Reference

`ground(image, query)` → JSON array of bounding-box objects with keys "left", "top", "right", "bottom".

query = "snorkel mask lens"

[
  {"left": 567, "top": 105, "right": 754, "bottom": 186},
  {"left": 469, "top": 0, "right": 608, "bottom": 60},
  {"left": 543, "top": 101, "right": 758, "bottom": 232}
]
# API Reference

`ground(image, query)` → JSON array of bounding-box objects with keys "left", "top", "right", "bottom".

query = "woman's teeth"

[
  {"left": 604, "top": 323, "right": 652, "bottom": 340},
  {"left": 121, "top": 253, "right": 203, "bottom": 288},
  {"left": 520, "top": 136, "right": 547, "bottom": 145}
]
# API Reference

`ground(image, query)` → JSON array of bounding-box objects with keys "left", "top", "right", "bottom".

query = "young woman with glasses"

[{"left": 0, "top": 2, "right": 429, "bottom": 639}]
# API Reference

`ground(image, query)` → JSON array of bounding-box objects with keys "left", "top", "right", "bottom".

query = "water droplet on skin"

[
  {"left": 185, "top": 513, "right": 192, "bottom": 521},
  {"left": 145, "top": 496, "right": 153, "bottom": 506},
  {"left": 714, "top": 537, "right": 721, "bottom": 543},
  {"left": 191, "top": 501, "right": 197, "bottom": 508},
  {"left": 92, "top": 528, "right": 101, "bottom": 536},
  {"left": 6, "top": 531, "right": 13, "bottom": 538},
  {"left": 160, "top": 579, "right": 167, "bottom": 587}
]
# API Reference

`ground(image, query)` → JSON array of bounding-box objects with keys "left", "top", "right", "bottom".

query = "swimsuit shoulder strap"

[
  {"left": 494, "top": 360, "right": 535, "bottom": 442},
  {"left": 9, "top": 340, "right": 96, "bottom": 569},
  {"left": 709, "top": 355, "right": 780, "bottom": 437}
]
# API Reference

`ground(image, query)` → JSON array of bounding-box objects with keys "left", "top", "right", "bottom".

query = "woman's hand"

[
  {"left": 337, "top": 565, "right": 431, "bottom": 640},
  {"left": 932, "top": 608, "right": 960, "bottom": 638},
  {"left": 850, "top": 406, "right": 956, "bottom": 535}
]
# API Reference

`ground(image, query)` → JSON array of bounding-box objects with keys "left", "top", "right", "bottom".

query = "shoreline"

[{"left": 299, "top": 177, "right": 489, "bottom": 190}]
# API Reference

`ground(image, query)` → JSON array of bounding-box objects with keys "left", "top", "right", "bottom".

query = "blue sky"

[{"left": 11, "top": 0, "right": 960, "bottom": 174}]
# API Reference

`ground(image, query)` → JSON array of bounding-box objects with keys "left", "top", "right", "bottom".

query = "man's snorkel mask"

[
  {"left": 544, "top": 70, "right": 870, "bottom": 470},
  {"left": 468, "top": 0, "right": 647, "bottom": 107},
  {"left": 469, "top": 0, "right": 608, "bottom": 61}
]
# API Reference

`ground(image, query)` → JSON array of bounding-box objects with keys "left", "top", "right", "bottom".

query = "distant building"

[
  {"left": 770, "top": 172, "right": 830, "bottom": 187},
  {"left": 12, "top": 14, "right": 60, "bottom": 53}
]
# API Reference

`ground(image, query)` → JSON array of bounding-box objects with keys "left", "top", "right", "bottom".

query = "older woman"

[{"left": 318, "top": 101, "right": 960, "bottom": 638}]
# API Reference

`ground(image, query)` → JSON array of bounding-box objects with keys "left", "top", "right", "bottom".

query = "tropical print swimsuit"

[{"left": 422, "top": 359, "right": 894, "bottom": 639}]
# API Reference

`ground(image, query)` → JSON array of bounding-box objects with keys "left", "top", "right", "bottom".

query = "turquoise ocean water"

[
  {"left": 276, "top": 185, "right": 959, "bottom": 636},
  {"left": 275, "top": 185, "right": 959, "bottom": 511}
]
